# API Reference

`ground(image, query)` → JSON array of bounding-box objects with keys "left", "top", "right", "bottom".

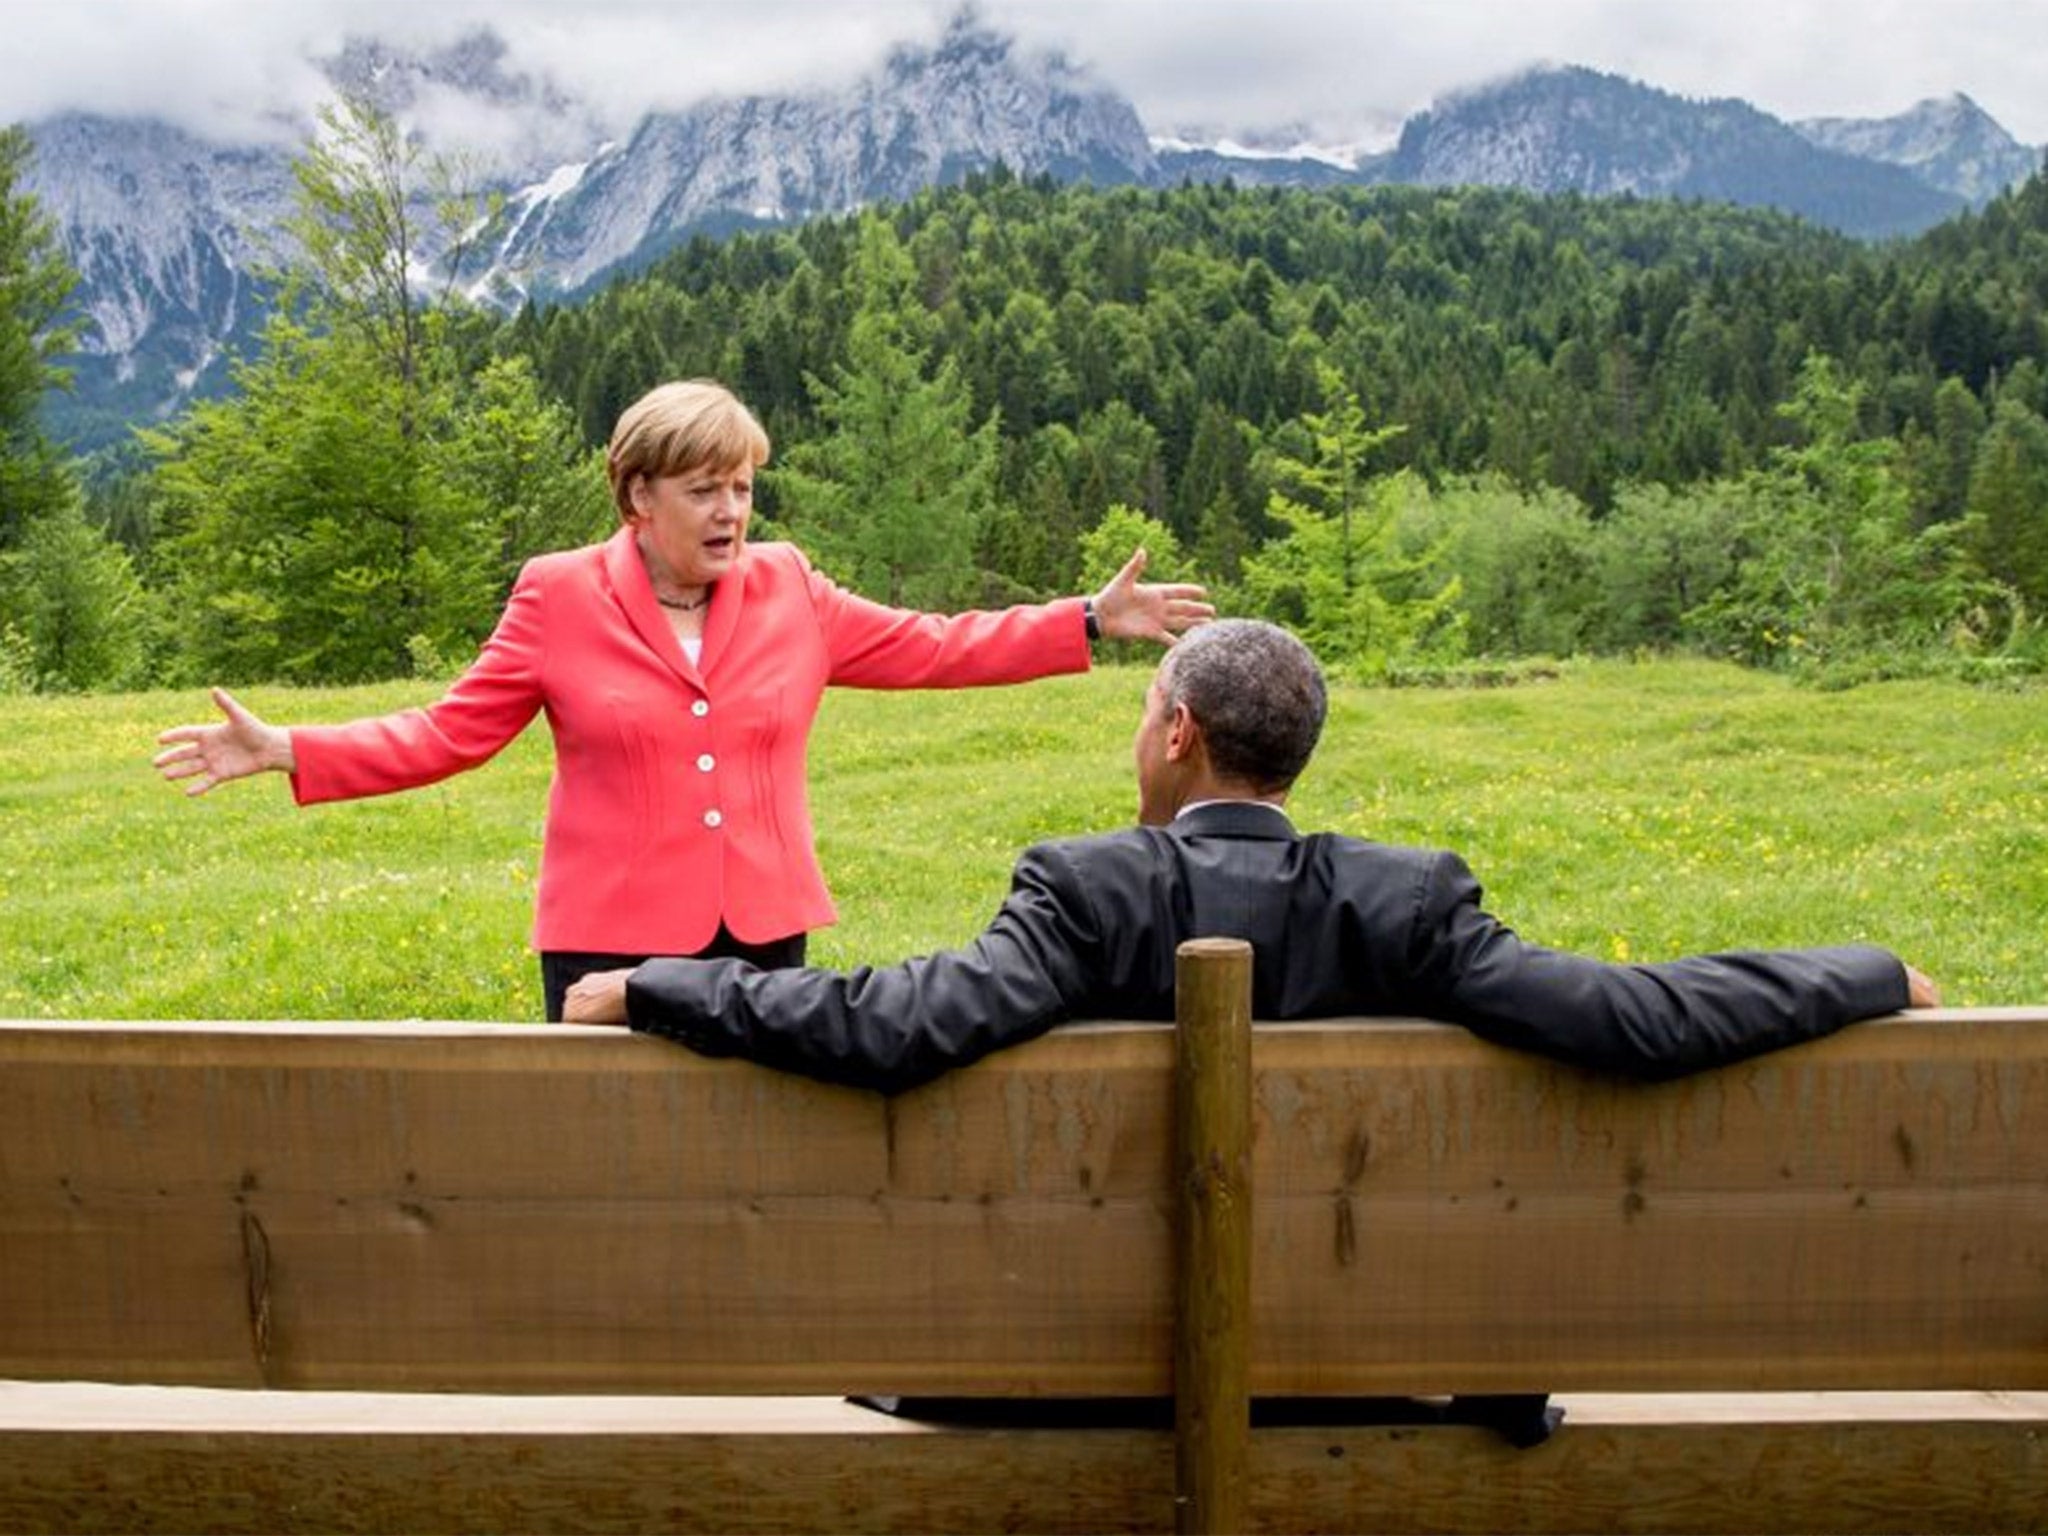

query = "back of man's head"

[{"left": 1159, "top": 620, "right": 1326, "bottom": 793}]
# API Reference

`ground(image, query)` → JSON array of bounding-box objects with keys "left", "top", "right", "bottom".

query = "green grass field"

[{"left": 1, "top": 659, "right": 2041, "bottom": 1020}]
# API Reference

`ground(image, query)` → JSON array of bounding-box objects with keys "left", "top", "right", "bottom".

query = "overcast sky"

[{"left": 7, "top": 0, "right": 2048, "bottom": 152}]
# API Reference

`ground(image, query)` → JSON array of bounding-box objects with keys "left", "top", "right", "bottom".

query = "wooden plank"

[
  {"left": 1, "top": 1385, "right": 2044, "bottom": 1534},
  {"left": 1172, "top": 939, "right": 1254, "bottom": 1535},
  {"left": 2, "top": 1012, "right": 2045, "bottom": 1395}
]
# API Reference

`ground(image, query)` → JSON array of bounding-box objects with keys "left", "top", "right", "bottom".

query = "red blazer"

[{"left": 291, "top": 529, "right": 1091, "bottom": 954}]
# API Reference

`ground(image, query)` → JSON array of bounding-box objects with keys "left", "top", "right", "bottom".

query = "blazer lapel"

[
  {"left": 601, "top": 526, "right": 701, "bottom": 687},
  {"left": 697, "top": 545, "right": 748, "bottom": 676}
]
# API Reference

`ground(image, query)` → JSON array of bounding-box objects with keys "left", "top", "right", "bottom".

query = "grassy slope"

[{"left": 1, "top": 659, "right": 2040, "bottom": 1020}]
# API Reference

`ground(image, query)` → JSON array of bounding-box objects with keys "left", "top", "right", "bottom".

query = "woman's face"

[{"left": 629, "top": 460, "right": 754, "bottom": 589}]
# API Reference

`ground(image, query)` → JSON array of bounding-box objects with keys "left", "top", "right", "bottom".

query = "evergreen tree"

[
  {"left": 1242, "top": 366, "right": 1461, "bottom": 673},
  {"left": 1174, "top": 401, "right": 1255, "bottom": 544},
  {"left": 0, "top": 125, "right": 79, "bottom": 547},
  {"left": 0, "top": 125, "right": 156, "bottom": 692},
  {"left": 1899, "top": 376, "right": 1985, "bottom": 528},
  {"left": 1072, "top": 401, "right": 1165, "bottom": 524},
  {"left": 1966, "top": 397, "right": 2048, "bottom": 611},
  {"left": 0, "top": 491, "right": 151, "bottom": 691},
  {"left": 440, "top": 355, "right": 611, "bottom": 595},
  {"left": 774, "top": 218, "right": 996, "bottom": 608},
  {"left": 1193, "top": 494, "right": 1251, "bottom": 589},
  {"left": 979, "top": 424, "right": 1082, "bottom": 595},
  {"left": 149, "top": 168, "right": 2048, "bottom": 681}
]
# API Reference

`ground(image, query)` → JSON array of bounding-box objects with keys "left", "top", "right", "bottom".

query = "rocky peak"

[
  {"left": 320, "top": 30, "right": 543, "bottom": 113},
  {"left": 1796, "top": 93, "right": 2042, "bottom": 205},
  {"left": 23, "top": 21, "right": 2042, "bottom": 452},
  {"left": 1380, "top": 64, "right": 1960, "bottom": 235}
]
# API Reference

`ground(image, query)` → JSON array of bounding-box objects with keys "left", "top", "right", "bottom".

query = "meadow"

[{"left": 1, "top": 658, "right": 2041, "bottom": 1020}]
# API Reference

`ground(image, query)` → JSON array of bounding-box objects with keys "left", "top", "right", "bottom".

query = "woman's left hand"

[{"left": 1091, "top": 549, "right": 1215, "bottom": 644}]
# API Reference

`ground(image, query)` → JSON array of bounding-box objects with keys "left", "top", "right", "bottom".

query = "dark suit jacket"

[{"left": 627, "top": 801, "right": 1910, "bottom": 1095}]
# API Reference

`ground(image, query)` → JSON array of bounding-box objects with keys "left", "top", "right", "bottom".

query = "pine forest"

[{"left": 7, "top": 105, "right": 2048, "bottom": 693}]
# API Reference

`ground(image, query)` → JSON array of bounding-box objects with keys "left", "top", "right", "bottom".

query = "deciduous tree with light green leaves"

[
  {"left": 1075, "top": 503, "right": 1191, "bottom": 663},
  {"left": 1076, "top": 504, "right": 1189, "bottom": 592},
  {"left": 147, "top": 315, "right": 492, "bottom": 682},
  {"left": 143, "top": 95, "right": 604, "bottom": 684},
  {"left": 1393, "top": 474, "right": 1595, "bottom": 658}
]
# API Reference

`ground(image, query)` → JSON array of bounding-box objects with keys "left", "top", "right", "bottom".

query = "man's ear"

[{"left": 1164, "top": 701, "right": 1201, "bottom": 763}]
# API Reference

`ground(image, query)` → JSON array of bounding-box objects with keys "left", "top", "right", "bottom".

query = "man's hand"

[
  {"left": 563, "top": 968, "right": 634, "bottom": 1024},
  {"left": 1903, "top": 964, "right": 1941, "bottom": 1009}
]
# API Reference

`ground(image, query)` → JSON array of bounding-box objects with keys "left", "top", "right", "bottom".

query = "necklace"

[{"left": 656, "top": 590, "right": 711, "bottom": 612}]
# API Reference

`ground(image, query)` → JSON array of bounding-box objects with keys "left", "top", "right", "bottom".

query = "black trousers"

[{"left": 541, "top": 927, "right": 808, "bottom": 1022}]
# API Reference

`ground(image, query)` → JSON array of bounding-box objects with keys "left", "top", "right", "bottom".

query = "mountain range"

[{"left": 19, "top": 13, "right": 2044, "bottom": 450}]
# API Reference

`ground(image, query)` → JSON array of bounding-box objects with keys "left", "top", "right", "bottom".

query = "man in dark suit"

[{"left": 565, "top": 619, "right": 1937, "bottom": 1091}]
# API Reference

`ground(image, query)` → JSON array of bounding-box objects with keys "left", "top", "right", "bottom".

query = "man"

[{"left": 566, "top": 619, "right": 1937, "bottom": 1089}]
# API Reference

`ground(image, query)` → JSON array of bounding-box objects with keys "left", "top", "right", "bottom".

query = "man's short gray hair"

[{"left": 1158, "top": 620, "right": 1326, "bottom": 791}]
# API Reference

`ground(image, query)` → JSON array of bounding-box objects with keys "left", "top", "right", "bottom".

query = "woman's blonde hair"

[{"left": 606, "top": 380, "right": 771, "bottom": 520}]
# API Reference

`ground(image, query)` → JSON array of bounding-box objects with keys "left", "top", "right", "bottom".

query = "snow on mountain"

[
  {"left": 316, "top": 30, "right": 605, "bottom": 184},
  {"left": 1150, "top": 134, "right": 1358, "bottom": 171},
  {"left": 479, "top": 14, "right": 1153, "bottom": 300},
  {"left": 22, "top": 19, "right": 2046, "bottom": 448}
]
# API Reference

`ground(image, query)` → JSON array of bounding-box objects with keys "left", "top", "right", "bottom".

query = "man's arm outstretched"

[{"left": 605, "top": 847, "right": 1104, "bottom": 1094}]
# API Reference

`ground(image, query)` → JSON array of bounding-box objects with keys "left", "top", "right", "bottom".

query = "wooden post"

[{"left": 1173, "top": 937, "right": 1253, "bottom": 1536}]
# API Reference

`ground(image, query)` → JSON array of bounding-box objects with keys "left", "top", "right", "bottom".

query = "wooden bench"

[{"left": 3, "top": 946, "right": 2045, "bottom": 1533}]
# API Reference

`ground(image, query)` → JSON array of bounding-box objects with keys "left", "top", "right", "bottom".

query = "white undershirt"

[
  {"left": 680, "top": 636, "right": 703, "bottom": 666},
  {"left": 1175, "top": 799, "right": 1292, "bottom": 823}
]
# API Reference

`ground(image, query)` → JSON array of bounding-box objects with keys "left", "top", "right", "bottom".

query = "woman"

[{"left": 154, "top": 380, "right": 1211, "bottom": 1018}]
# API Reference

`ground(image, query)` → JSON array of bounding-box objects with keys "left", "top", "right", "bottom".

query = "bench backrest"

[{"left": 3, "top": 1011, "right": 2044, "bottom": 1397}]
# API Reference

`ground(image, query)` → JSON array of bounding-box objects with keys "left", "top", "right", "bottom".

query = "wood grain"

[
  {"left": 1173, "top": 940, "right": 1253, "bottom": 1535},
  {"left": 2, "top": 1011, "right": 2044, "bottom": 1396}
]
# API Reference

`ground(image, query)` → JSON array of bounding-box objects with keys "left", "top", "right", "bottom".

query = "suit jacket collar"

[
  {"left": 1169, "top": 800, "right": 1299, "bottom": 842},
  {"left": 600, "top": 525, "right": 748, "bottom": 687}
]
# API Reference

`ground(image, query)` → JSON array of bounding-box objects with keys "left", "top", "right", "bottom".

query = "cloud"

[
  {"left": 999, "top": 0, "right": 2048, "bottom": 143},
  {"left": 5, "top": 0, "right": 2046, "bottom": 152},
  {"left": 3, "top": 0, "right": 953, "bottom": 144},
  {"left": 4, "top": 0, "right": 332, "bottom": 142},
  {"left": 487, "top": 0, "right": 948, "bottom": 123}
]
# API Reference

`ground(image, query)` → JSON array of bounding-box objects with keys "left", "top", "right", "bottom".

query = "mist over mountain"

[
  {"left": 316, "top": 30, "right": 608, "bottom": 185},
  {"left": 20, "top": 15, "right": 2044, "bottom": 449},
  {"left": 479, "top": 18, "right": 1153, "bottom": 304}
]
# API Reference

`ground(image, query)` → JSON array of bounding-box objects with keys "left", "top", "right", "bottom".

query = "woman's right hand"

[{"left": 154, "top": 687, "right": 296, "bottom": 795}]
